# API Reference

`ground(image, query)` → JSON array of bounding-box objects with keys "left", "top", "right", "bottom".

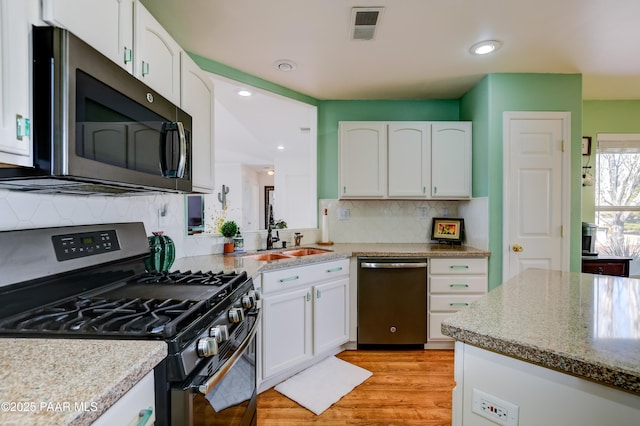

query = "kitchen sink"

[
  {"left": 281, "top": 248, "right": 331, "bottom": 256},
  {"left": 250, "top": 253, "right": 293, "bottom": 261}
]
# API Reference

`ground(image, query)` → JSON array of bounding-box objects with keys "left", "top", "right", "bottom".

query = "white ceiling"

[{"left": 142, "top": 0, "right": 640, "bottom": 100}]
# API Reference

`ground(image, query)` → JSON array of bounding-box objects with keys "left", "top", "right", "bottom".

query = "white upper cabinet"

[
  {"left": 134, "top": 2, "right": 181, "bottom": 105},
  {"left": 43, "top": 1, "right": 181, "bottom": 104},
  {"left": 180, "top": 52, "right": 214, "bottom": 193},
  {"left": 42, "top": 0, "right": 134, "bottom": 73},
  {"left": 0, "top": 0, "right": 37, "bottom": 166},
  {"left": 339, "top": 121, "right": 387, "bottom": 198},
  {"left": 339, "top": 121, "right": 471, "bottom": 199},
  {"left": 387, "top": 122, "right": 431, "bottom": 198},
  {"left": 431, "top": 122, "right": 472, "bottom": 198}
]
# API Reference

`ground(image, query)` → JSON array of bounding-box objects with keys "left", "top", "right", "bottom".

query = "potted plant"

[{"left": 220, "top": 220, "right": 239, "bottom": 254}]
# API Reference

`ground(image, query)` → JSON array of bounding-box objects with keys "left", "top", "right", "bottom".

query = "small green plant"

[
  {"left": 220, "top": 220, "right": 239, "bottom": 240},
  {"left": 274, "top": 219, "right": 288, "bottom": 229}
]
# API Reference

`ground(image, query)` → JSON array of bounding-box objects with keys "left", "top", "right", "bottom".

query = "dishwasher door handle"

[{"left": 360, "top": 262, "right": 427, "bottom": 269}]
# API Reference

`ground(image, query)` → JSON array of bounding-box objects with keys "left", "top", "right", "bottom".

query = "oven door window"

[{"left": 75, "top": 70, "right": 173, "bottom": 175}]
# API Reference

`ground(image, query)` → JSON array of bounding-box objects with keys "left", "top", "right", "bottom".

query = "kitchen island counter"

[
  {"left": 442, "top": 268, "right": 640, "bottom": 395},
  {"left": 0, "top": 339, "right": 166, "bottom": 425}
]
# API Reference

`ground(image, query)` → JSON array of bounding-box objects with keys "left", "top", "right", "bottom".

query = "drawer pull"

[
  {"left": 450, "top": 302, "right": 470, "bottom": 307},
  {"left": 327, "top": 267, "right": 343, "bottom": 273},
  {"left": 279, "top": 275, "right": 300, "bottom": 283},
  {"left": 449, "top": 265, "right": 470, "bottom": 270},
  {"left": 450, "top": 284, "right": 470, "bottom": 288}
]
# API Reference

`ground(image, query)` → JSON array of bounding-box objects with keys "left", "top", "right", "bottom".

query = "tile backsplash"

[
  {"left": 0, "top": 190, "right": 488, "bottom": 258},
  {"left": 0, "top": 190, "right": 224, "bottom": 259},
  {"left": 319, "top": 198, "right": 462, "bottom": 243}
]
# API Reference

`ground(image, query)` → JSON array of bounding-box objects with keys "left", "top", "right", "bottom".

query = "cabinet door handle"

[
  {"left": 449, "top": 283, "right": 469, "bottom": 288},
  {"left": 306, "top": 292, "right": 311, "bottom": 302},
  {"left": 450, "top": 302, "right": 470, "bottom": 307},
  {"left": 326, "top": 267, "right": 343, "bottom": 273},
  {"left": 316, "top": 289, "right": 321, "bottom": 299},
  {"left": 15, "top": 115, "right": 30, "bottom": 140},
  {"left": 136, "top": 407, "right": 153, "bottom": 426},
  {"left": 141, "top": 61, "right": 150, "bottom": 76},
  {"left": 123, "top": 47, "right": 133, "bottom": 64},
  {"left": 279, "top": 275, "right": 299, "bottom": 283},
  {"left": 449, "top": 265, "right": 470, "bottom": 270},
  {"left": 433, "top": 186, "right": 437, "bottom": 194}
]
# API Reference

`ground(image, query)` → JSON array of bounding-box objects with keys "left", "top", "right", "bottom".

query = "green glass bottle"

[{"left": 145, "top": 231, "right": 175, "bottom": 272}]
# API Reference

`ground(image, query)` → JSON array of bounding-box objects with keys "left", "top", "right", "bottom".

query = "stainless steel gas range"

[{"left": 0, "top": 222, "right": 260, "bottom": 426}]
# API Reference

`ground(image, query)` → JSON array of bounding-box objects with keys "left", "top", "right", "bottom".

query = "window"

[{"left": 594, "top": 134, "right": 640, "bottom": 276}]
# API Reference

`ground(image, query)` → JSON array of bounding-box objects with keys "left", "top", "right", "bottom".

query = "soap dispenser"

[{"left": 233, "top": 228, "right": 245, "bottom": 253}]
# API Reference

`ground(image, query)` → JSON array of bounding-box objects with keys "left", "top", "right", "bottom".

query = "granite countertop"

[
  {"left": 173, "top": 242, "right": 490, "bottom": 278},
  {"left": 442, "top": 268, "right": 640, "bottom": 395},
  {"left": 0, "top": 339, "right": 166, "bottom": 425}
]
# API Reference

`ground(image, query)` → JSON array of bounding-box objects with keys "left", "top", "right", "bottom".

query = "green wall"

[
  {"left": 581, "top": 100, "right": 640, "bottom": 221},
  {"left": 316, "top": 100, "right": 459, "bottom": 199},
  {"left": 461, "top": 74, "right": 583, "bottom": 290}
]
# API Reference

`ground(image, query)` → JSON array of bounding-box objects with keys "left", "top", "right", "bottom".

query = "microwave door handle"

[
  {"left": 160, "top": 121, "right": 187, "bottom": 178},
  {"left": 175, "top": 121, "right": 187, "bottom": 178}
]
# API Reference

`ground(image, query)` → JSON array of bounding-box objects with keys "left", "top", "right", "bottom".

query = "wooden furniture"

[{"left": 581, "top": 255, "right": 631, "bottom": 277}]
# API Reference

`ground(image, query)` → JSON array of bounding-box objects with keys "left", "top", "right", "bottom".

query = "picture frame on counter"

[{"left": 431, "top": 217, "right": 464, "bottom": 244}]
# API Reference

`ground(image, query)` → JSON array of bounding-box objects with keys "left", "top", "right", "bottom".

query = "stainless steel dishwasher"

[{"left": 357, "top": 257, "right": 427, "bottom": 346}]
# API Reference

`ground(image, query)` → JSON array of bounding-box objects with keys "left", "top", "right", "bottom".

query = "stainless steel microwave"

[{"left": 0, "top": 26, "right": 192, "bottom": 194}]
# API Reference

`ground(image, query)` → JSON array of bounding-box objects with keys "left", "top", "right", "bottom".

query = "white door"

[
  {"left": 387, "top": 122, "right": 430, "bottom": 198},
  {"left": 503, "top": 112, "right": 571, "bottom": 280}
]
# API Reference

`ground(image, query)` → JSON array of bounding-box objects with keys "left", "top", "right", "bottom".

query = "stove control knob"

[
  {"left": 241, "top": 294, "right": 255, "bottom": 309},
  {"left": 248, "top": 289, "right": 260, "bottom": 301},
  {"left": 210, "top": 325, "right": 229, "bottom": 343},
  {"left": 228, "top": 307, "right": 245, "bottom": 323},
  {"left": 196, "top": 337, "right": 218, "bottom": 358}
]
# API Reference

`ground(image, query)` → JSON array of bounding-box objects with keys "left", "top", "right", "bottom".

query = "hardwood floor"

[{"left": 257, "top": 349, "right": 455, "bottom": 425}]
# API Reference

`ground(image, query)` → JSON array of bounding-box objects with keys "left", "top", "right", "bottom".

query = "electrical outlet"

[
  {"left": 472, "top": 388, "right": 519, "bottom": 426},
  {"left": 338, "top": 208, "right": 350, "bottom": 221}
]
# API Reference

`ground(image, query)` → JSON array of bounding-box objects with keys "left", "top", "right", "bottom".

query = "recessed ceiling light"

[
  {"left": 274, "top": 60, "right": 297, "bottom": 72},
  {"left": 237, "top": 89, "right": 252, "bottom": 97},
  {"left": 276, "top": 145, "right": 285, "bottom": 150},
  {"left": 469, "top": 40, "right": 502, "bottom": 55}
]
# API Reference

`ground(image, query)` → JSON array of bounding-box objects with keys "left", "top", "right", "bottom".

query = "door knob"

[{"left": 512, "top": 244, "right": 523, "bottom": 252}]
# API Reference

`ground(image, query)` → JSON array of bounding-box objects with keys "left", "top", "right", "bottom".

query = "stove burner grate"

[
  {"left": 0, "top": 296, "right": 207, "bottom": 338},
  {"left": 135, "top": 270, "right": 242, "bottom": 287}
]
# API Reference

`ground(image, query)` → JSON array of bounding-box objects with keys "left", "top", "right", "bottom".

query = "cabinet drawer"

[
  {"left": 582, "top": 260, "right": 629, "bottom": 277},
  {"left": 429, "top": 312, "right": 455, "bottom": 341},
  {"left": 430, "top": 294, "right": 483, "bottom": 312},
  {"left": 430, "top": 275, "right": 486, "bottom": 294},
  {"left": 430, "top": 258, "right": 487, "bottom": 275},
  {"left": 262, "top": 258, "right": 349, "bottom": 294}
]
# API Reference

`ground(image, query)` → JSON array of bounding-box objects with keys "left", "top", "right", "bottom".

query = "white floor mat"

[{"left": 274, "top": 356, "right": 372, "bottom": 415}]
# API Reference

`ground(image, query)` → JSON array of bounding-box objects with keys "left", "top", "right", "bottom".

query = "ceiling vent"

[{"left": 350, "top": 7, "right": 384, "bottom": 41}]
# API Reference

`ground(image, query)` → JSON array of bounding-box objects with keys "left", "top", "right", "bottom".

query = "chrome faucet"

[{"left": 294, "top": 232, "right": 303, "bottom": 247}]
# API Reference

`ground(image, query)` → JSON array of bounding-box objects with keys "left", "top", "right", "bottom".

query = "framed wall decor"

[
  {"left": 431, "top": 217, "right": 465, "bottom": 244},
  {"left": 582, "top": 136, "right": 592, "bottom": 156}
]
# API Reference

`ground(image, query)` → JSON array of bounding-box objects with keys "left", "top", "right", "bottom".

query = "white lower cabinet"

[
  {"left": 91, "top": 370, "right": 155, "bottom": 426},
  {"left": 428, "top": 258, "right": 487, "bottom": 345},
  {"left": 261, "top": 259, "right": 349, "bottom": 383}
]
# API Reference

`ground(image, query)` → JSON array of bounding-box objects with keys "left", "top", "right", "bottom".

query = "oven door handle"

[{"left": 197, "top": 310, "right": 261, "bottom": 395}]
